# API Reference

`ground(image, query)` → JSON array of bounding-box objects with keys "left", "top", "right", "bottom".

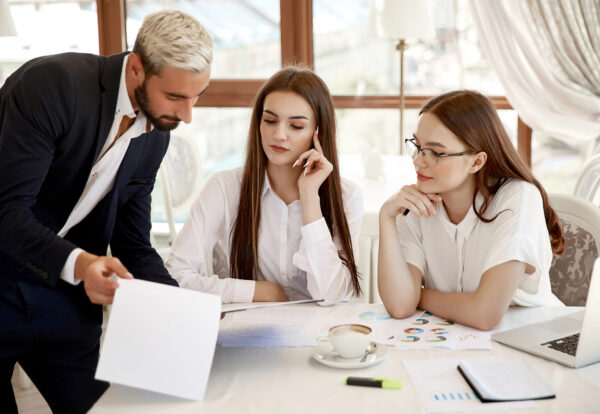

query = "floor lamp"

[
  {"left": 0, "top": 0, "right": 17, "bottom": 37},
  {"left": 369, "top": 0, "right": 434, "bottom": 154}
]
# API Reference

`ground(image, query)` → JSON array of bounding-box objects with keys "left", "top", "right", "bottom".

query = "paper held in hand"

[{"left": 95, "top": 278, "right": 221, "bottom": 401}]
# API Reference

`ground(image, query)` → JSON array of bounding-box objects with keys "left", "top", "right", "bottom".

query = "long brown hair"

[
  {"left": 421, "top": 90, "right": 564, "bottom": 254},
  {"left": 229, "top": 66, "right": 362, "bottom": 295}
]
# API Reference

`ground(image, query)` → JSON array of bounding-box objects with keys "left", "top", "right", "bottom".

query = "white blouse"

[
  {"left": 165, "top": 167, "right": 364, "bottom": 305},
  {"left": 397, "top": 179, "right": 563, "bottom": 306}
]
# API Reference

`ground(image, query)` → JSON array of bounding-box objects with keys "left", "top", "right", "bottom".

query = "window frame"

[{"left": 96, "top": 0, "right": 532, "bottom": 165}]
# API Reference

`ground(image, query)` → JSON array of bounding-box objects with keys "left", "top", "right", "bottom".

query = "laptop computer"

[{"left": 492, "top": 258, "right": 600, "bottom": 368}]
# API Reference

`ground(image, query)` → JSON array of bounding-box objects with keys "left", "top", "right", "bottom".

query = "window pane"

[
  {"left": 313, "top": 0, "right": 504, "bottom": 96},
  {"left": 531, "top": 131, "right": 587, "bottom": 194},
  {"left": 335, "top": 108, "right": 517, "bottom": 155},
  {"left": 125, "top": 0, "right": 281, "bottom": 78},
  {"left": 0, "top": 1, "right": 98, "bottom": 86}
]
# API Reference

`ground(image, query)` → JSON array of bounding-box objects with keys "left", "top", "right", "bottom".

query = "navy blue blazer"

[{"left": 0, "top": 52, "right": 177, "bottom": 292}]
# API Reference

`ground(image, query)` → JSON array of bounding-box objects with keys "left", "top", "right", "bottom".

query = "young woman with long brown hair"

[
  {"left": 165, "top": 67, "right": 363, "bottom": 305},
  {"left": 378, "top": 90, "right": 564, "bottom": 330}
]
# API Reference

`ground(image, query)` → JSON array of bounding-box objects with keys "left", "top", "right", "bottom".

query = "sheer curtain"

[{"left": 469, "top": 0, "right": 600, "bottom": 144}]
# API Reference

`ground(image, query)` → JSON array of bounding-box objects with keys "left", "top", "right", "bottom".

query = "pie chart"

[
  {"left": 401, "top": 335, "right": 420, "bottom": 342},
  {"left": 436, "top": 320, "right": 454, "bottom": 326},
  {"left": 404, "top": 328, "right": 424, "bottom": 334},
  {"left": 427, "top": 336, "right": 447, "bottom": 342}
]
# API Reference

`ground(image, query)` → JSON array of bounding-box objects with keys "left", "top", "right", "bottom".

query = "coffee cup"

[{"left": 316, "top": 324, "right": 372, "bottom": 359}]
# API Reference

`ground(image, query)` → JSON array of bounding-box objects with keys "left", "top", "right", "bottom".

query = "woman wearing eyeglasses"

[{"left": 378, "top": 90, "right": 565, "bottom": 330}]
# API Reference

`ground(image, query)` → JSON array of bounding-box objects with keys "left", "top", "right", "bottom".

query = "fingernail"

[
  {"left": 304, "top": 169, "right": 307, "bottom": 176},
  {"left": 303, "top": 161, "right": 309, "bottom": 168},
  {"left": 293, "top": 160, "right": 298, "bottom": 168}
]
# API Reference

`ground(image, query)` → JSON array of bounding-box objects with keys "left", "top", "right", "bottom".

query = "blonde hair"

[{"left": 133, "top": 9, "right": 213, "bottom": 75}]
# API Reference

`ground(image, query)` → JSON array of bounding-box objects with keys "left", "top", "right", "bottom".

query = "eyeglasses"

[{"left": 404, "top": 138, "right": 476, "bottom": 166}]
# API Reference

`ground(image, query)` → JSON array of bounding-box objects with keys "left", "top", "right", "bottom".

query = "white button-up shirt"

[
  {"left": 397, "top": 179, "right": 563, "bottom": 306},
  {"left": 59, "top": 54, "right": 152, "bottom": 284},
  {"left": 165, "top": 167, "right": 364, "bottom": 305}
]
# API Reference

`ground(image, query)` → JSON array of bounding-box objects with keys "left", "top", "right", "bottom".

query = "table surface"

[{"left": 91, "top": 305, "right": 600, "bottom": 414}]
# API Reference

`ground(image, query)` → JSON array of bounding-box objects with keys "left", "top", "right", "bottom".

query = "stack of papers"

[
  {"left": 218, "top": 303, "right": 492, "bottom": 350},
  {"left": 316, "top": 305, "right": 492, "bottom": 351}
]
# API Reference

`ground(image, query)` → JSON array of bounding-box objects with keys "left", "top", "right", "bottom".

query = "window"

[
  {"left": 124, "top": 0, "right": 281, "bottom": 78},
  {"left": 313, "top": 0, "right": 505, "bottom": 97},
  {"left": 0, "top": 1, "right": 98, "bottom": 86}
]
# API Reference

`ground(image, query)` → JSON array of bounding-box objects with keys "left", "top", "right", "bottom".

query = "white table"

[{"left": 91, "top": 305, "right": 600, "bottom": 413}]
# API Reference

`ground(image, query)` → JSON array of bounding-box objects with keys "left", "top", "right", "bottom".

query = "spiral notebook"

[{"left": 457, "top": 358, "right": 555, "bottom": 403}]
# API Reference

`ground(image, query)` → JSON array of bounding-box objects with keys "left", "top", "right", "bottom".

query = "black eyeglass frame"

[{"left": 404, "top": 138, "right": 476, "bottom": 164}]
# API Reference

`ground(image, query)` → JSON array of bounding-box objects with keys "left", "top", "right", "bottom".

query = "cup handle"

[{"left": 315, "top": 336, "right": 335, "bottom": 354}]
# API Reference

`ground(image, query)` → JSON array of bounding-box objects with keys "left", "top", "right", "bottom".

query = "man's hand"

[
  {"left": 74, "top": 252, "right": 133, "bottom": 304},
  {"left": 253, "top": 280, "right": 289, "bottom": 302}
]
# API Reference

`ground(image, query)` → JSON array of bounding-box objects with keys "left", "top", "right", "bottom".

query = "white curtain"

[{"left": 469, "top": 0, "right": 600, "bottom": 144}]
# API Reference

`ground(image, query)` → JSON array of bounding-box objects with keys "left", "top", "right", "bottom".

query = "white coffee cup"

[{"left": 316, "top": 324, "right": 372, "bottom": 359}]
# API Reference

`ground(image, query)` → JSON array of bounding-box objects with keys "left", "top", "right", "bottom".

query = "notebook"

[
  {"left": 457, "top": 358, "right": 555, "bottom": 402},
  {"left": 492, "top": 258, "right": 600, "bottom": 368}
]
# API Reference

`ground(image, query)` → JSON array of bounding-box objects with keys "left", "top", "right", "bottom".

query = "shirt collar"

[
  {"left": 437, "top": 192, "right": 484, "bottom": 241},
  {"left": 261, "top": 172, "right": 273, "bottom": 198},
  {"left": 116, "top": 55, "right": 153, "bottom": 133}
]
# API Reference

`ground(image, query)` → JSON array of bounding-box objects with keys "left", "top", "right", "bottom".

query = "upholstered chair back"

[{"left": 549, "top": 193, "right": 600, "bottom": 305}]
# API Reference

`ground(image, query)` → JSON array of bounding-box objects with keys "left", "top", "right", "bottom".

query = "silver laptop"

[{"left": 492, "top": 258, "right": 600, "bottom": 368}]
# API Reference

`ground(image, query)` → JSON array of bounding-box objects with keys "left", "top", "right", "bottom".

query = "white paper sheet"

[
  {"left": 95, "top": 278, "right": 221, "bottom": 401},
  {"left": 221, "top": 298, "right": 323, "bottom": 313},
  {"left": 403, "top": 359, "right": 536, "bottom": 413},
  {"left": 218, "top": 304, "right": 333, "bottom": 347}
]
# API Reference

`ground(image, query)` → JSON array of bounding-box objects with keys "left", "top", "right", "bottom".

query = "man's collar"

[
  {"left": 116, "top": 54, "right": 136, "bottom": 119},
  {"left": 117, "top": 55, "right": 153, "bottom": 133}
]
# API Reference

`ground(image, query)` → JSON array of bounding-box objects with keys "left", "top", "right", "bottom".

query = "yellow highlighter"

[{"left": 345, "top": 376, "right": 403, "bottom": 389}]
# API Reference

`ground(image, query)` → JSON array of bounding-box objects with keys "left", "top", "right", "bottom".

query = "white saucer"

[{"left": 311, "top": 342, "right": 388, "bottom": 369}]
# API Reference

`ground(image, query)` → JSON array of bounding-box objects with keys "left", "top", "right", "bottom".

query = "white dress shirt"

[
  {"left": 59, "top": 54, "right": 152, "bottom": 285},
  {"left": 165, "top": 167, "right": 364, "bottom": 305},
  {"left": 397, "top": 179, "right": 563, "bottom": 306}
]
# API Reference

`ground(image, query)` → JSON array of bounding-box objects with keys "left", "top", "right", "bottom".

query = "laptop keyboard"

[{"left": 541, "top": 333, "right": 580, "bottom": 356}]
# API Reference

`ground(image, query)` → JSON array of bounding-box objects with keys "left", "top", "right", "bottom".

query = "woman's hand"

[
  {"left": 295, "top": 131, "right": 333, "bottom": 198},
  {"left": 380, "top": 184, "right": 442, "bottom": 220}
]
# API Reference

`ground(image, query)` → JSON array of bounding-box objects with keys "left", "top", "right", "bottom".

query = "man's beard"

[{"left": 134, "top": 82, "right": 181, "bottom": 132}]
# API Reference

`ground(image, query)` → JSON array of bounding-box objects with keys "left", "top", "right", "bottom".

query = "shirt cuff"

[
  {"left": 60, "top": 248, "right": 84, "bottom": 286},
  {"left": 231, "top": 279, "right": 256, "bottom": 303},
  {"left": 300, "top": 217, "right": 331, "bottom": 245}
]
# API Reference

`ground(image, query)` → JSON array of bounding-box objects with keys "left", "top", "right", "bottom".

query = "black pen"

[
  {"left": 345, "top": 376, "right": 403, "bottom": 389},
  {"left": 402, "top": 209, "right": 409, "bottom": 216}
]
